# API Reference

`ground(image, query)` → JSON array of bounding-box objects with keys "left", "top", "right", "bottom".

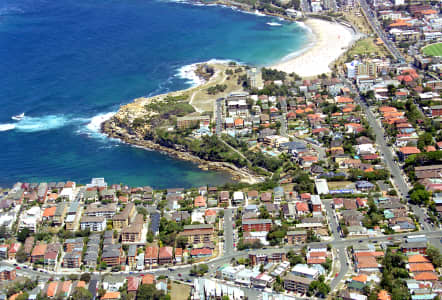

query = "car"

[
  {"left": 178, "top": 273, "right": 182, "bottom": 277},
  {"left": 358, "top": 240, "right": 363, "bottom": 243},
  {"left": 335, "top": 273, "right": 339, "bottom": 277},
  {"left": 186, "top": 279, "right": 192, "bottom": 283},
  {"left": 39, "top": 270, "right": 43, "bottom": 273},
  {"left": 13, "top": 263, "right": 17, "bottom": 266},
  {"left": 23, "top": 266, "right": 28, "bottom": 269},
  {"left": 15, "top": 266, "right": 20, "bottom": 270},
  {"left": 32, "top": 267, "right": 37, "bottom": 271}
]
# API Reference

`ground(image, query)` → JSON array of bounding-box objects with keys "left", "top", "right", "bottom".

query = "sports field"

[{"left": 422, "top": 43, "right": 442, "bottom": 57}]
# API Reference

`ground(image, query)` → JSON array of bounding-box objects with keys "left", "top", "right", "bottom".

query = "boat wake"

[
  {"left": 0, "top": 112, "right": 116, "bottom": 140},
  {"left": 0, "top": 115, "right": 71, "bottom": 133},
  {"left": 267, "top": 22, "right": 282, "bottom": 26}
]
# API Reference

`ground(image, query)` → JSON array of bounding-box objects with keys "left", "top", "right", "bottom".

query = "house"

[
  {"left": 84, "top": 203, "right": 117, "bottom": 219},
  {"left": 179, "top": 224, "right": 213, "bottom": 244},
  {"left": 247, "top": 190, "right": 259, "bottom": 201},
  {"left": 127, "top": 245, "right": 137, "bottom": 268},
  {"left": 0, "top": 267, "right": 16, "bottom": 281},
  {"left": 286, "top": 231, "right": 307, "bottom": 244},
  {"left": 102, "top": 277, "right": 125, "bottom": 292},
  {"left": 219, "top": 191, "right": 230, "bottom": 206},
  {"left": 194, "top": 196, "right": 206, "bottom": 208},
  {"left": 121, "top": 216, "right": 143, "bottom": 243},
  {"left": 101, "top": 292, "right": 121, "bottom": 300},
  {"left": 145, "top": 246, "right": 159, "bottom": 266},
  {"left": 242, "top": 219, "right": 272, "bottom": 232},
  {"left": 284, "top": 273, "right": 313, "bottom": 294},
  {"left": 31, "top": 243, "right": 47, "bottom": 263},
  {"left": 401, "top": 242, "right": 427, "bottom": 254},
  {"left": 398, "top": 146, "right": 421, "bottom": 161},
  {"left": 174, "top": 248, "right": 183, "bottom": 264},
  {"left": 204, "top": 209, "right": 217, "bottom": 224},
  {"left": 63, "top": 252, "right": 81, "bottom": 268},
  {"left": 190, "top": 248, "right": 212, "bottom": 258},
  {"left": 112, "top": 203, "right": 135, "bottom": 230},
  {"left": 296, "top": 202, "right": 309, "bottom": 216},
  {"left": 80, "top": 216, "right": 106, "bottom": 232},
  {"left": 158, "top": 247, "right": 173, "bottom": 265},
  {"left": 291, "top": 265, "right": 320, "bottom": 279},
  {"left": 44, "top": 243, "right": 60, "bottom": 267},
  {"left": 102, "top": 244, "right": 122, "bottom": 267},
  {"left": 260, "top": 192, "right": 272, "bottom": 203},
  {"left": 127, "top": 277, "right": 140, "bottom": 295},
  {"left": 355, "top": 181, "right": 375, "bottom": 192},
  {"left": 232, "top": 191, "right": 244, "bottom": 206},
  {"left": 46, "top": 281, "right": 59, "bottom": 298},
  {"left": 7, "top": 243, "right": 20, "bottom": 260},
  {"left": 355, "top": 256, "right": 379, "bottom": 273}
]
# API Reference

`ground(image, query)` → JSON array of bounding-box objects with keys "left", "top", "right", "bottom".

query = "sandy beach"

[{"left": 272, "top": 18, "right": 356, "bottom": 77}]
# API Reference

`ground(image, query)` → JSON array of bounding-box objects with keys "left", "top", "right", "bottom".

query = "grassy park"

[{"left": 422, "top": 43, "right": 442, "bottom": 57}]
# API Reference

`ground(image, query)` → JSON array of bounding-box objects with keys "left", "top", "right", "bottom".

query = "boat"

[{"left": 11, "top": 113, "right": 25, "bottom": 121}]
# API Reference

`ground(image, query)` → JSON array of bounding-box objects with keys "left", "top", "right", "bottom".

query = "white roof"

[
  {"left": 315, "top": 179, "right": 329, "bottom": 195},
  {"left": 311, "top": 195, "right": 321, "bottom": 205},
  {"left": 233, "top": 191, "right": 244, "bottom": 200},
  {"left": 292, "top": 265, "right": 319, "bottom": 276}
]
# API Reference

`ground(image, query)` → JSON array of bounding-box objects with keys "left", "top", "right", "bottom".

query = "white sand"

[{"left": 272, "top": 18, "right": 355, "bottom": 78}]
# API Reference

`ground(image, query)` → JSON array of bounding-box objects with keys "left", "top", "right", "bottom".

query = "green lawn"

[{"left": 422, "top": 42, "right": 442, "bottom": 57}]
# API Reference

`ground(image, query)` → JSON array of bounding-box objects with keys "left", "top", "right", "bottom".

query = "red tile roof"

[
  {"left": 409, "top": 263, "right": 435, "bottom": 272},
  {"left": 413, "top": 272, "right": 438, "bottom": 281},
  {"left": 399, "top": 146, "right": 421, "bottom": 155}
]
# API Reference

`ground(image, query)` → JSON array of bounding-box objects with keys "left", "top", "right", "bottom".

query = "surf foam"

[
  {"left": 2, "top": 115, "right": 70, "bottom": 133},
  {"left": 0, "top": 124, "right": 15, "bottom": 131},
  {"left": 267, "top": 22, "right": 282, "bottom": 26}
]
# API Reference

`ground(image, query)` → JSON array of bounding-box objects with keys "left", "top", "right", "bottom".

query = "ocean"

[{"left": 0, "top": 0, "right": 310, "bottom": 188}]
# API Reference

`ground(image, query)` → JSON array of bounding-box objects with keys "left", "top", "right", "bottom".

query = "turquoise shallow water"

[{"left": 0, "top": 0, "right": 310, "bottom": 188}]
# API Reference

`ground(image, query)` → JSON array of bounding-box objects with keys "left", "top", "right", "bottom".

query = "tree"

[
  {"left": 80, "top": 273, "right": 92, "bottom": 283},
  {"left": 17, "top": 228, "right": 30, "bottom": 243},
  {"left": 137, "top": 207, "right": 148, "bottom": 220},
  {"left": 176, "top": 236, "right": 188, "bottom": 249},
  {"left": 15, "top": 293, "right": 29, "bottom": 300},
  {"left": 426, "top": 245, "right": 442, "bottom": 268},
  {"left": 146, "top": 231, "right": 154, "bottom": 243},
  {"left": 99, "top": 261, "right": 107, "bottom": 270},
  {"left": 409, "top": 185, "right": 430, "bottom": 205},
  {"left": 136, "top": 284, "right": 168, "bottom": 300},
  {"left": 71, "top": 287, "right": 92, "bottom": 300},
  {"left": 0, "top": 225, "right": 10, "bottom": 239},
  {"left": 417, "top": 132, "right": 433, "bottom": 151},
  {"left": 16, "top": 246, "right": 28, "bottom": 263}
]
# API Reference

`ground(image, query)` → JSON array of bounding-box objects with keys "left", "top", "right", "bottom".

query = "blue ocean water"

[{"left": 0, "top": 0, "right": 310, "bottom": 188}]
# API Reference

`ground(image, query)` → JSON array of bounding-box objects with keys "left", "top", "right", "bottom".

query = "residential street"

[{"left": 223, "top": 208, "right": 235, "bottom": 255}]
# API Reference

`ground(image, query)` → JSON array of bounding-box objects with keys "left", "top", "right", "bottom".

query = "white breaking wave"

[
  {"left": 176, "top": 63, "right": 207, "bottom": 88},
  {"left": 296, "top": 21, "right": 313, "bottom": 34},
  {"left": 176, "top": 59, "right": 243, "bottom": 88},
  {"left": 75, "top": 112, "right": 117, "bottom": 141},
  {"left": 254, "top": 10, "right": 265, "bottom": 16},
  {"left": 86, "top": 112, "right": 116, "bottom": 133},
  {"left": 267, "top": 22, "right": 282, "bottom": 26}
]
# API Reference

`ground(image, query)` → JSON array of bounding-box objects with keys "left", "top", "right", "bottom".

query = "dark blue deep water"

[{"left": 0, "top": 0, "right": 309, "bottom": 188}]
